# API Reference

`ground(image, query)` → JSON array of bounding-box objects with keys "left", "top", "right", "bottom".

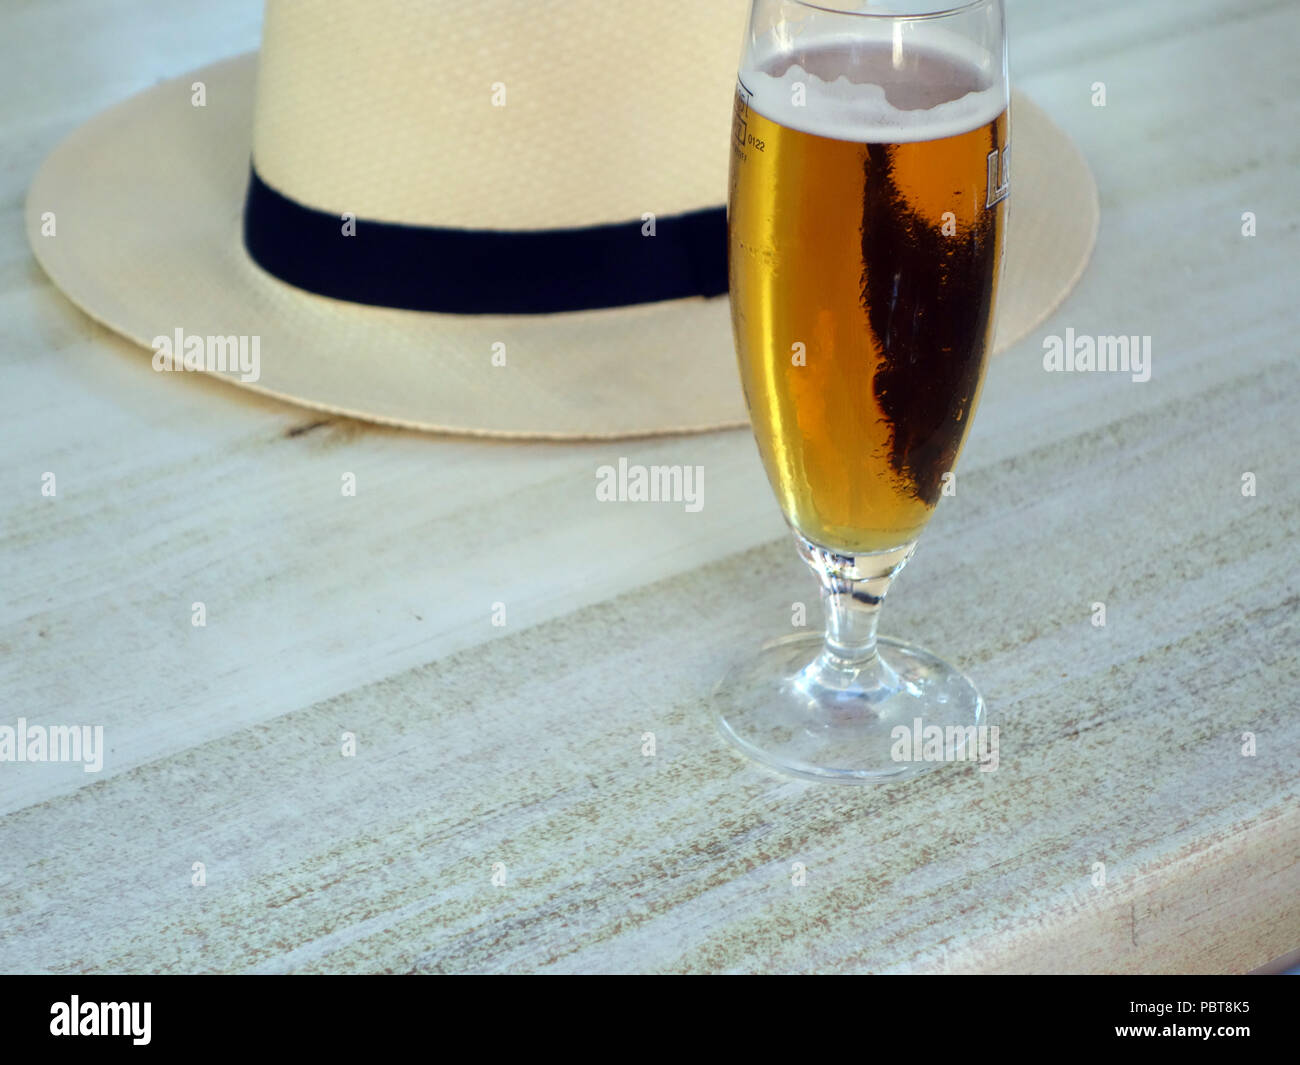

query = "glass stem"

[
  {"left": 822, "top": 575, "right": 887, "bottom": 666},
  {"left": 795, "top": 533, "right": 917, "bottom": 674}
]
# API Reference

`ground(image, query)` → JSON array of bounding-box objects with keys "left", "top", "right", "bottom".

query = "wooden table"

[{"left": 1, "top": 0, "right": 1296, "bottom": 973}]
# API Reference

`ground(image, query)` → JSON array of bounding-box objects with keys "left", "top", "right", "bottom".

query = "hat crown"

[{"left": 251, "top": 0, "right": 749, "bottom": 230}]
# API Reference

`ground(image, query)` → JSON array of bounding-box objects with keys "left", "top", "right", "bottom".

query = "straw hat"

[{"left": 25, "top": 0, "right": 1097, "bottom": 439}]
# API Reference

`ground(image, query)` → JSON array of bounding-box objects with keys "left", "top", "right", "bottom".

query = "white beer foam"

[{"left": 742, "top": 34, "right": 1005, "bottom": 144}]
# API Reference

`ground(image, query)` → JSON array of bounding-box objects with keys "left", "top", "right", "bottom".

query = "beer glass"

[{"left": 716, "top": 0, "right": 1009, "bottom": 781}]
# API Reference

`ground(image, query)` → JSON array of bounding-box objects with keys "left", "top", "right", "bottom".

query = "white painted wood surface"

[{"left": 1, "top": 0, "right": 1296, "bottom": 973}]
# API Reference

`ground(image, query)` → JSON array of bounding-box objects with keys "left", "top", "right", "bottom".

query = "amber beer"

[{"left": 729, "top": 40, "right": 1009, "bottom": 554}]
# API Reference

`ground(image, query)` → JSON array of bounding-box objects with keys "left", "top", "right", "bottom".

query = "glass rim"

[{"left": 781, "top": 0, "right": 994, "bottom": 20}]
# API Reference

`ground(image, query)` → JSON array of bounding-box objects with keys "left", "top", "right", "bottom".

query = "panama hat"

[{"left": 25, "top": 0, "right": 1097, "bottom": 440}]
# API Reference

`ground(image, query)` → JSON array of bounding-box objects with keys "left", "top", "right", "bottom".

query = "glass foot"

[{"left": 713, "top": 632, "right": 986, "bottom": 784}]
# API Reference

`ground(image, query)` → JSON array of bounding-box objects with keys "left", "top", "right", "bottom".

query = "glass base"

[{"left": 713, "top": 632, "right": 985, "bottom": 784}]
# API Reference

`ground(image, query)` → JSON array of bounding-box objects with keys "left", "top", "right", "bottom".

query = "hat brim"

[{"left": 26, "top": 53, "right": 1097, "bottom": 440}]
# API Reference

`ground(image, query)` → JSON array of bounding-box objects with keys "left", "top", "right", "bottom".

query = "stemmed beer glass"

[{"left": 717, "top": 0, "right": 1010, "bottom": 782}]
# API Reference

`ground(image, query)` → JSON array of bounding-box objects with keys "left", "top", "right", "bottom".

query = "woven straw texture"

[{"left": 253, "top": 0, "right": 749, "bottom": 228}]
